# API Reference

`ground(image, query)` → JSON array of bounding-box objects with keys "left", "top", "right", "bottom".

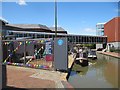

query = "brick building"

[{"left": 104, "top": 17, "right": 120, "bottom": 49}]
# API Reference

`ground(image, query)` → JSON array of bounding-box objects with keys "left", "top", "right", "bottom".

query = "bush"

[
  {"left": 83, "top": 44, "right": 96, "bottom": 49},
  {"left": 115, "top": 49, "right": 120, "bottom": 53},
  {"left": 110, "top": 48, "right": 120, "bottom": 53},
  {"left": 110, "top": 48, "right": 114, "bottom": 52}
]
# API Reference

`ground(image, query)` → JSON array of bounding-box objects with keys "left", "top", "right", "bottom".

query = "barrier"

[{"left": 2, "top": 39, "right": 53, "bottom": 70}]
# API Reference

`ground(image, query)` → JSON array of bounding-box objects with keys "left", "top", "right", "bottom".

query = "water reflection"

[{"left": 68, "top": 53, "right": 118, "bottom": 88}]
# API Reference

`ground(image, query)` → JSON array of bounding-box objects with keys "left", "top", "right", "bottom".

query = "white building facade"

[
  {"left": 96, "top": 23, "right": 105, "bottom": 36},
  {"left": 96, "top": 23, "right": 106, "bottom": 50}
]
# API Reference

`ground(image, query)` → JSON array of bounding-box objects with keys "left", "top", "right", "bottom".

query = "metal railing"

[{"left": 2, "top": 38, "right": 54, "bottom": 70}]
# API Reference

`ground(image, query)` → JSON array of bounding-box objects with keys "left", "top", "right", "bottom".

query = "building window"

[
  {"left": 19, "top": 34, "right": 23, "bottom": 37},
  {"left": 37, "top": 34, "right": 41, "bottom": 38},
  {"left": 24, "top": 34, "right": 27, "bottom": 37}
]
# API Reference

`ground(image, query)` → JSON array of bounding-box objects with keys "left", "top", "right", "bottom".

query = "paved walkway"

[
  {"left": 6, "top": 65, "right": 56, "bottom": 88},
  {"left": 97, "top": 51, "right": 120, "bottom": 58},
  {"left": 6, "top": 65, "right": 73, "bottom": 89},
  {"left": 5, "top": 54, "right": 76, "bottom": 89}
]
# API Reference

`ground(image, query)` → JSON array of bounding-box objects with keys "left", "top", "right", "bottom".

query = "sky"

[{"left": 1, "top": 1, "right": 119, "bottom": 35}]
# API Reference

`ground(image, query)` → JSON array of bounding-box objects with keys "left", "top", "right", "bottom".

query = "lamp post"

[{"left": 55, "top": 0, "right": 57, "bottom": 38}]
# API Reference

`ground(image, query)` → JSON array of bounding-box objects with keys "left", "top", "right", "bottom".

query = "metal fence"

[{"left": 2, "top": 38, "right": 54, "bottom": 70}]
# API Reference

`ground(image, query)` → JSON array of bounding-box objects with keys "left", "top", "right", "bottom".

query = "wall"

[
  {"left": 107, "top": 42, "right": 120, "bottom": 49},
  {"left": 96, "top": 44, "right": 103, "bottom": 50},
  {"left": 104, "top": 17, "right": 120, "bottom": 43},
  {"left": 104, "top": 18, "right": 115, "bottom": 42}
]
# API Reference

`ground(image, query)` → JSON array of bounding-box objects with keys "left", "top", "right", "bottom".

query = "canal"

[{"left": 68, "top": 53, "right": 119, "bottom": 88}]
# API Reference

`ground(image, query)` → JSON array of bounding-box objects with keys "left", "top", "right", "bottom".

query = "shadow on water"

[
  {"left": 3, "top": 86, "right": 55, "bottom": 90},
  {"left": 66, "top": 59, "right": 76, "bottom": 80},
  {"left": 75, "top": 60, "right": 81, "bottom": 65},
  {"left": 72, "top": 62, "right": 89, "bottom": 76},
  {"left": 2, "top": 86, "right": 27, "bottom": 90},
  {"left": 67, "top": 59, "right": 89, "bottom": 80},
  {"left": 68, "top": 53, "right": 119, "bottom": 88}
]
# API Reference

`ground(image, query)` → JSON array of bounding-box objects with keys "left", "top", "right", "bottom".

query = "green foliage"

[
  {"left": 83, "top": 44, "right": 95, "bottom": 49},
  {"left": 110, "top": 48, "right": 114, "bottom": 52},
  {"left": 110, "top": 48, "right": 120, "bottom": 53}
]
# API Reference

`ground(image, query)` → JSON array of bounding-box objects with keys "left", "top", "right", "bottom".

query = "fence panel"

[{"left": 2, "top": 39, "right": 54, "bottom": 70}]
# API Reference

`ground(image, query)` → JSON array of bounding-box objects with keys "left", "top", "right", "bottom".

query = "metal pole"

[
  {"left": 24, "top": 40, "right": 26, "bottom": 65},
  {"left": 55, "top": 0, "right": 57, "bottom": 38},
  {"left": 0, "top": 27, "right": 3, "bottom": 89},
  {"left": 0, "top": 27, "right": 6, "bottom": 89},
  {"left": 52, "top": 0, "right": 58, "bottom": 70}
]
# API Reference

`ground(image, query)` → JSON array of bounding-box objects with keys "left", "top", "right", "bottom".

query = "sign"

[
  {"left": 54, "top": 38, "right": 68, "bottom": 71},
  {"left": 57, "top": 39, "right": 64, "bottom": 46}
]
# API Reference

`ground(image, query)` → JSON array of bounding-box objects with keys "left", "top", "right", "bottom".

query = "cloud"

[
  {"left": 17, "top": 0, "right": 27, "bottom": 5},
  {"left": 84, "top": 28, "right": 96, "bottom": 33},
  {"left": 77, "top": 28, "right": 96, "bottom": 35}
]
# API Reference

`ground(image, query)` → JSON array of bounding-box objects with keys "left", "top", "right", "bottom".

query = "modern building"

[
  {"left": 0, "top": 19, "right": 106, "bottom": 44},
  {"left": 104, "top": 17, "right": 120, "bottom": 49},
  {"left": 0, "top": 18, "right": 107, "bottom": 64},
  {"left": 96, "top": 23, "right": 105, "bottom": 36},
  {"left": 49, "top": 27, "right": 67, "bottom": 34},
  {"left": 1, "top": 19, "right": 67, "bottom": 40},
  {"left": 95, "top": 23, "right": 105, "bottom": 49}
]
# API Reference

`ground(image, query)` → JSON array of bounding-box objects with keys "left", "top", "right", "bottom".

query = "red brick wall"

[
  {"left": 116, "top": 17, "right": 120, "bottom": 42},
  {"left": 104, "top": 17, "right": 120, "bottom": 42}
]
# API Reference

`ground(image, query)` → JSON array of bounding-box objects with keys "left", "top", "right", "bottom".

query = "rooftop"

[
  {"left": 49, "top": 27, "right": 66, "bottom": 32},
  {"left": 96, "top": 23, "right": 106, "bottom": 25},
  {"left": 1, "top": 19, "right": 67, "bottom": 34},
  {"left": 7, "top": 24, "right": 50, "bottom": 30},
  {"left": 0, "top": 18, "right": 9, "bottom": 24}
]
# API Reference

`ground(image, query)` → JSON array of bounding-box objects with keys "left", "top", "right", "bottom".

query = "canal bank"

[
  {"left": 6, "top": 65, "right": 73, "bottom": 88},
  {"left": 66, "top": 54, "right": 76, "bottom": 79},
  {"left": 68, "top": 53, "right": 119, "bottom": 88},
  {"left": 97, "top": 51, "right": 120, "bottom": 59},
  {"left": 5, "top": 54, "right": 76, "bottom": 89},
  {"left": 5, "top": 52, "right": 119, "bottom": 89}
]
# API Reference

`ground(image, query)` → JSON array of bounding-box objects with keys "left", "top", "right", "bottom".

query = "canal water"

[{"left": 68, "top": 53, "right": 119, "bottom": 88}]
